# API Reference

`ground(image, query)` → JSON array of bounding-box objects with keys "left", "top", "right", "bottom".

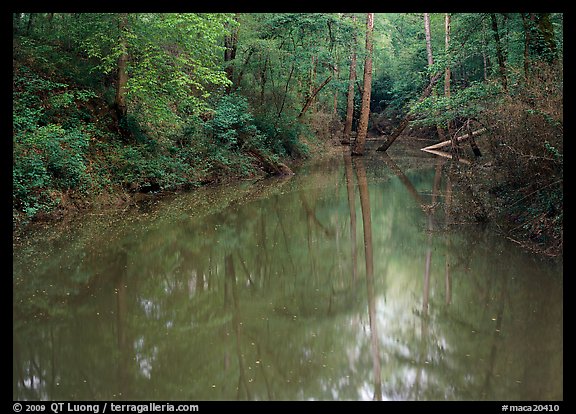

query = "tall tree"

[
  {"left": 490, "top": 13, "right": 508, "bottom": 92},
  {"left": 520, "top": 13, "right": 532, "bottom": 82},
  {"left": 533, "top": 13, "right": 558, "bottom": 64},
  {"left": 481, "top": 21, "right": 489, "bottom": 81},
  {"left": 424, "top": 13, "right": 434, "bottom": 68},
  {"left": 424, "top": 13, "right": 446, "bottom": 142},
  {"left": 521, "top": 13, "right": 558, "bottom": 71},
  {"left": 444, "top": 13, "right": 457, "bottom": 158},
  {"left": 332, "top": 62, "right": 339, "bottom": 114},
  {"left": 298, "top": 74, "right": 332, "bottom": 118},
  {"left": 224, "top": 14, "right": 239, "bottom": 93},
  {"left": 114, "top": 13, "right": 129, "bottom": 123},
  {"left": 444, "top": 13, "right": 451, "bottom": 112},
  {"left": 26, "top": 13, "right": 35, "bottom": 36},
  {"left": 342, "top": 14, "right": 358, "bottom": 144},
  {"left": 352, "top": 12, "right": 374, "bottom": 156}
]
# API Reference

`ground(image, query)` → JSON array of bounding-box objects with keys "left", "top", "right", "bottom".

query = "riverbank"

[{"left": 12, "top": 32, "right": 337, "bottom": 237}]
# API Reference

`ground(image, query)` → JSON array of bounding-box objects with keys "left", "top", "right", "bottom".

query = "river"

[{"left": 13, "top": 143, "right": 563, "bottom": 401}]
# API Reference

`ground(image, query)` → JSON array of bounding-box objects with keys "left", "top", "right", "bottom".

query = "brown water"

[{"left": 13, "top": 145, "right": 563, "bottom": 401}]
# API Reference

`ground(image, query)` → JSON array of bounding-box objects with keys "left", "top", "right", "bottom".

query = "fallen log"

[
  {"left": 420, "top": 128, "right": 486, "bottom": 151},
  {"left": 421, "top": 148, "right": 471, "bottom": 165}
]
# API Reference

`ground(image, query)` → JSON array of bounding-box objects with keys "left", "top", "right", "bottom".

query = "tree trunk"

[
  {"left": 234, "top": 47, "right": 254, "bottom": 93},
  {"left": 115, "top": 13, "right": 129, "bottom": 122},
  {"left": 13, "top": 13, "right": 20, "bottom": 34},
  {"left": 260, "top": 55, "right": 268, "bottom": 105},
  {"left": 298, "top": 75, "right": 332, "bottom": 118},
  {"left": 47, "top": 13, "right": 55, "bottom": 32},
  {"left": 490, "top": 13, "right": 508, "bottom": 92},
  {"left": 521, "top": 13, "right": 531, "bottom": 82},
  {"left": 445, "top": 13, "right": 457, "bottom": 160},
  {"left": 424, "top": 13, "right": 446, "bottom": 142},
  {"left": 467, "top": 119, "right": 482, "bottom": 157},
  {"left": 444, "top": 13, "right": 451, "bottom": 100},
  {"left": 481, "top": 22, "right": 489, "bottom": 81},
  {"left": 26, "top": 13, "right": 35, "bottom": 36},
  {"left": 308, "top": 55, "right": 317, "bottom": 114},
  {"left": 342, "top": 14, "right": 358, "bottom": 144},
  {"left": 352, "top": 12, "right": 374, "bottom": 156},
  {"left": 224, "top": 17, "right": 239, "bottom": 94},
  {"left": 424, "top": 13, "right": 434, "bottom": 67},
  {"left": 277, "top": 61, "right": 294, "bottom": 120},
  {"left": 333, "top": 62, "right": 339, "bottom": 114},
  {"left": 535, "top": 13, "right": 558, "bottom": 64}
]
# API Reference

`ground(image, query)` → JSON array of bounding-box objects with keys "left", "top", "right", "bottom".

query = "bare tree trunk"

[
  {"left": 352, "top": 13, "right": 374, "bottom": 156},
  {"left": 26, "top": 13, "right": 36, "bottom": 36},
  {"left": 445, "top": 13, "right": 458, "bottom": 160},
  {"left": 333, "top": 62, "right": 339, "bottom": 114},
  {"left": 534, "top": 13, "right": 558, "bottom": 64},
  {"left": 13, "top": 13, "right": 20, "bottom": 34},
  {"left": 482, "top": 25, "right": 489, "bottom": 81},
  {"left": 444, "top": 13, "right": 451, "bottom": 101},
  {"left": 342, "top": 14, "right": 358, "bottom": 144},
  {"left": 308, "top": 55, "right": 317, "bottom": 114},
  {"left": 490, "top": 13, "right": 508, "bottom": 92},
  {"left": 444, "top": 14, "right": 452, "bottom": 106},
  {"left": 115, "top": 13, "right": 129, "bottom": 121},
  {"left": 298, "top": 75, "right": 332, "bottom": 118},
  {"left": 277, "top": 61, "right": 295, "bottom": 120},
  {"left": 467, "top": 119, "right": 482, "bottom": 157},
  {"left": 260, "top": 55, "right": 268, "bottom": 104},
  {"left": 424, "top": 13, "right": 434, "bottom": 68},
  {"left": 234, "top": 48, "right": 254, "bottom": 93},
  {"left": 224, "top": 15, "right": 239, "bottom": 94},
  {"left": 521, "top": 13, "right": 531, "bottom": 82},
  {"left": 47, "top": 13, "right": 55, "bottom": 32},
  {"left": 309, "top": 55, "right": 316, "bottom": 96},
  {"left": 424, "top": 13, "right": 446, "bottom": 142}
]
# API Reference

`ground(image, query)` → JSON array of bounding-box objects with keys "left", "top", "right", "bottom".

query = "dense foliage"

[{"left": 13, "top": 12, "right": 563, "bottom": 255}]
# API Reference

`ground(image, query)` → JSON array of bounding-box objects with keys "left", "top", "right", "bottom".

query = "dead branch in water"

[{"left": 420, "top": 128, "right": 486, "bottom": 151}]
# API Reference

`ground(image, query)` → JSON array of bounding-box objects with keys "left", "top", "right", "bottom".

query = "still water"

[{"left": 13, "top": 145, "right": 562, "bottom": 401}]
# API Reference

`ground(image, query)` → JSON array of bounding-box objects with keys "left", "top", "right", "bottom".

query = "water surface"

[{"left": 13, "top": 144, "right": 563, "bottom": 400}]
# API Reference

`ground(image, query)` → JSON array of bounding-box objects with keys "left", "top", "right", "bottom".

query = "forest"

[{"left": 13, "top": 12, "right": 563, "bottom": 255}]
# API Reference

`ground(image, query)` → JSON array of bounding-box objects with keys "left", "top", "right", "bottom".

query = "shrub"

[
  {"left": 253, "top": 111, "right": 309, "bottom": 158},
  {"left": 206, "top": 93, "right": 263, "bottom": 149},
  {"left": 13, "top": 124, "right": 91, "bottom": 218}
]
